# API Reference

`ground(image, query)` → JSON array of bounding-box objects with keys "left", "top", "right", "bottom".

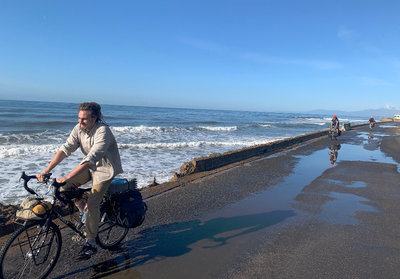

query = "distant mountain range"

[{"left": 307, "top": 107, "right": 400, "bottom": 119}]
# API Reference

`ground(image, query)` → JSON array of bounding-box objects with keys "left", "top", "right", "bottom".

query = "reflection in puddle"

[
  {"left": 328, "top": 144, "right": 341, "bottom": 166},
  {"left": 339, "top": 143, "right": 400, "bottom": 171},
  {"left": 357, "top": 132, "right": 387, "bottom": 140},
  {"left": 319, "top": 192, "right": 379, "bottom": 225},
  {"left": 379, "top": 125, "right": 398, "bottom": 129},
  {"left": 324, "top": 179, "right": 367, "bottom": 188},
  {"left": 347, "top": 181, "right": 367, "bottom": 188}
]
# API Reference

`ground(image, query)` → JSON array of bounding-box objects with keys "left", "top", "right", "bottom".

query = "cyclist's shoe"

[{"left": 76, "top": 242, "right": 97, "bottom": 260}]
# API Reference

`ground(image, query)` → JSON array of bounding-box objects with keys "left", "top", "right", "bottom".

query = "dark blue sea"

[{"left": 0, "top": 99, "right": 366, "bottom": 204}]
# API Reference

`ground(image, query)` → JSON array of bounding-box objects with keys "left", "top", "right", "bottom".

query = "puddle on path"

[
  {"left": 341, "top": 135, "right": 400, "bottom": 172},
  {"left": 318, "top": 192, "right": 379, "bottom": 225},
  {"left": 204, "top": 134, "right": 400, "bottom": 226}
]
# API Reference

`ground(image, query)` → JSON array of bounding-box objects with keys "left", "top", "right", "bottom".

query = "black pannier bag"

[{"left": 113, "top": 189, "right": 147, "bottom": 228}]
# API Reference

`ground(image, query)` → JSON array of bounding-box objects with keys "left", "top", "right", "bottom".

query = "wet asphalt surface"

[{"left": 12, "top": 123, "right": 400, "bottom": 278}]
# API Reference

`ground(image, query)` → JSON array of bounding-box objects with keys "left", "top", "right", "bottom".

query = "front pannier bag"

[{"left": 16, "top": 197, "right": 52, "bottom": 220}]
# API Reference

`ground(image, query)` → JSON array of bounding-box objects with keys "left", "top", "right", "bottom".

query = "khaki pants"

[{"left": 63, "top": 170, "right": 112, "bottom": 240}]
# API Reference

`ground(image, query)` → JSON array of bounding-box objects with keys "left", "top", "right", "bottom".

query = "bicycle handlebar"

[
  {"left": 20, "top": 171, "right": 49, "bottom": 195},
  {"left": 20, "top": 172, "right": 66, "bottom": 201}
]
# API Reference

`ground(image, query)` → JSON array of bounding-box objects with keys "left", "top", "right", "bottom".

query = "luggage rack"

[
  {"left": 12, "top": 217, "right": 36, "bottom": 229},
  {"left": 108, "top": 178, "right": 137, "bottom": 195}
]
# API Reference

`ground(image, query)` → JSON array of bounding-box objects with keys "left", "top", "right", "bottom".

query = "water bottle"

[{"left": 81, "top": 203, "right": 88, "bottom": 224}]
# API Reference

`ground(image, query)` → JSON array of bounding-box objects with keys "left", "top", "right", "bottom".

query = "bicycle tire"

[
  {"left": 96, "top": 212, "right": 128, "bottom": 250},
  {"left": 0, "top": 221, "right": 62, "bottom": 279}
]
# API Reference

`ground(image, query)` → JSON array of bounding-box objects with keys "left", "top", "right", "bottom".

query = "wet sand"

[{"left": 2, "top": 122, "right": 400, "bottom": 278}]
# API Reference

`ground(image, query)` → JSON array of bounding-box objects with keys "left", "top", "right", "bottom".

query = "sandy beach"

[{"left": 1, "top": 121, "right": 400, "bottom": 278}]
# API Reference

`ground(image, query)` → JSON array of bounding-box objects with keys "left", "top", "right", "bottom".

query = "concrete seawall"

[{"left": 178, "top": 123, "right": 368, "bottom": 177}]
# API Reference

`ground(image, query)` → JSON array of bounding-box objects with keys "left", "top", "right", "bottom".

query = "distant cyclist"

[
  {"left": 369, "top": 116, "right": 376, "bottom": 129},
  {"left": 330, "top": 115, "right": 340, "bottom": 136},
  {"left": 37, "top": 102, "right": 123, "bottom": 260}
]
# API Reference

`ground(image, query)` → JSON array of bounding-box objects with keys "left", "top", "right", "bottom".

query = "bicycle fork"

[{"left": 25, "top": 223, "right": 54, "bottom": 264}]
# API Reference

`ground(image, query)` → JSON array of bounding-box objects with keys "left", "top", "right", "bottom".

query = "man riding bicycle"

[
  {"left": 37, "top": 102, "right": 123, "bottom": 259},
  {"left": 369, "top": 116, "right": 376, "bottom": 129},
  {"left": 330, "top": 115, "right": 340, "bottom": 136}
]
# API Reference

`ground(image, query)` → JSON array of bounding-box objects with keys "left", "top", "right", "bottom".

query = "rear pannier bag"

[
  {"left": 16, "top": 197, "right": 52, "bottom": 220},
  {"left": 113, "top": 189, "right": 147, "bottom": 228}
]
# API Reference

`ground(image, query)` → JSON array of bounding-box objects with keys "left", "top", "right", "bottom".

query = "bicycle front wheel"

[
  {"left": 96, "top": 212, "right": 128, "bottom": 249},
  {"left": 0, "top": 221, "right": 62, "bottom": 279}
]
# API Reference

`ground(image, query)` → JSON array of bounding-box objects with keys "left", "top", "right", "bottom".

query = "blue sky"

[{"left": 0, "top": 0, "right": 399, "bottom": 112}]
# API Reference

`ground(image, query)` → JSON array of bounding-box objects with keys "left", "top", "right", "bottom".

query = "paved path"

[{"left": 29, "top": 122, "right": 400, "bottom": 278}]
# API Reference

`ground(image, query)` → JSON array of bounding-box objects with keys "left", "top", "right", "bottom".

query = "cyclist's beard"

[{"left": 80, "top": 123, "right": 92, "bottom": 132}]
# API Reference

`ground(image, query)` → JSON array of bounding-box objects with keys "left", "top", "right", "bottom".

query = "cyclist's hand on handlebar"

[
  {"left": 56, "top": 177, "right": 68, "bottom": 184},
  {"left": 37, "top": 172, "right": 51, "bottom": 183},
  {"left": 51, "top": 178, "right": 66, "bottom": 188},
  {"left": 36, "top": 174, "right": 44, "bottom": 182}
]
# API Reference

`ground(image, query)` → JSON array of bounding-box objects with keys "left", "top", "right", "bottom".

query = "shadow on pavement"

[{"left": 55, "top": 210, "right": 295, "bottom": 278}]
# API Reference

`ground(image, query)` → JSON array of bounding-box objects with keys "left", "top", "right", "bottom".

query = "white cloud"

[
  {"left": 384, "top": 104, "right": 396, "bottom": 110},
  {"left": 179, "top": 37, "right": 341, "bottom": 70},
  {"left": 242, "top": 52, "right": 341, "bottom": 70},
  {"left": 360, "top": 43, "right": 382, "bottom": 55},
  {"left": 178, "top": 38, "right": 229, "bottom": 53},
  {"left": 337, "top": 26, "right": 359, "bottom": 41},
  {"left": 358, "top": 77, "right": 392, "bottom": 87},
  {"left": 393, "top": 59, "right": 400, "bottom": 69}
]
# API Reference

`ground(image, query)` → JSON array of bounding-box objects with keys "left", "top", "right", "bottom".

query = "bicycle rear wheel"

[
  {"left": 96, "top": 212, "right": 128, "bottom": 250},
  {"left": 0, "top": 221, "right": 62, "bottom": 279}
]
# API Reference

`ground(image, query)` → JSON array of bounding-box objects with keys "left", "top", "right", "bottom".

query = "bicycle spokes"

[{"left": 0, "top": 222, "right": 62, "bottom": 279}]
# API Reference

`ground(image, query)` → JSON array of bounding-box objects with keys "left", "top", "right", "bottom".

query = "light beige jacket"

[{"left": 59, "top": 122, "right": 123, "bottom": 185}]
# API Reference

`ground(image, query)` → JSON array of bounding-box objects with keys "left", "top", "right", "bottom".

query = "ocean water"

[{"left": 0, "top": 99, "right": 365, "bottom": 204}]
